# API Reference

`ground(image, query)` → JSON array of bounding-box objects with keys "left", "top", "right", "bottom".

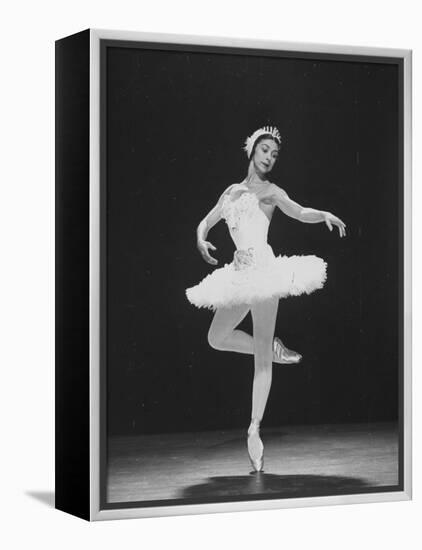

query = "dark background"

[{"left": 105, "top": 45, "right": 399, "bottom": 436}]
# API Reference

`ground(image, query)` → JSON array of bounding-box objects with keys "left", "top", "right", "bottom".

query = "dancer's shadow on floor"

[{"left": 180, "top": 473, "right": 370, "bottom": 499}]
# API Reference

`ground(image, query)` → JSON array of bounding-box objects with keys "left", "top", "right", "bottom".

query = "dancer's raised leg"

[
  {"left": 208, "top": 303, "right": 301, "bottom": 364},
  {"left": 207, "top": 304, "right": 252, "bottom": 354},
  {"left": 247, "top": 297, "right": 279, "bottom": 472}
]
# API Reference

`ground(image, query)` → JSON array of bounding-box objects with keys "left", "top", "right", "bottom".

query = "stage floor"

[{"left": 106, "top": 422, "right": 399, "bottom": 504}]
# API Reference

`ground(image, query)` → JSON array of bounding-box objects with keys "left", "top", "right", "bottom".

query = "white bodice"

[{"left": 221, "top": 187, "right": 270, "bottom": 252}]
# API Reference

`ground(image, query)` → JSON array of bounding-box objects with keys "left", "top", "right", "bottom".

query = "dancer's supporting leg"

[
  {"left": 250, "top": 297, "right": 278, "bottom": 422},
  {"left": 207, "top": 303, "right": 301, "bottom": 364},
  {"left": 247, "top": 297, "right": 279, "bottom": 472}
]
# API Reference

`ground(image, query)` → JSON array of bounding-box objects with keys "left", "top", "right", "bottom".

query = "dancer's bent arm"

[
  {"left": 196, "top": 184, "right": 236, "bottom": 265},
  {"left": 270, "top": 184, "right": 347, "bottom": 238}
]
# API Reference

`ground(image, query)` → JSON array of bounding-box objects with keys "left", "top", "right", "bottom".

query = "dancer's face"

[{"left": 252, "top": 138, "right": 279, "bottom": 174}]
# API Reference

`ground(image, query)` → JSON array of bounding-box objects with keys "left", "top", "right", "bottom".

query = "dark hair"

[{"left": 250, "top": 133, "right": 281, "bottom": 159}]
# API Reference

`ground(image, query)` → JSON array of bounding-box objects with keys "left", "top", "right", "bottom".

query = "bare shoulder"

[
  {"left": 267, "top": 182, "right": 289, "bottom": 200},
  {"left": 225, "top": 182, "right": 240, "bottom": 195},
  {"left": 217, "top": 182, "right": 240, "bottom": 202}
]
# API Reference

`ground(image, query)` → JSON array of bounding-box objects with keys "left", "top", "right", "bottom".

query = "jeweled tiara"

[{"left": 243, "top": 126, "right": 282, "bottom": 159}]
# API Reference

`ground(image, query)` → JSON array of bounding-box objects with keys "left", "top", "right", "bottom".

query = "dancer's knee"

[
  {"left": 254, "top": 360, "right": 272, "bottom": 373},
  {"left": 207, "top": 329, "right": 225, "bottom": 350},
  {"left": 253, "top": 342, "right": 273, "bottom": 370}
]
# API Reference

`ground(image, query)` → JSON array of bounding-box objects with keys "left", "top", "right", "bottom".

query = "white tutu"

[
  {"left": 186, "top": 185, "right": 327, "bottom": 311},
  {"left": 186, "top": 245, "right": 327, "bottom": 311}
]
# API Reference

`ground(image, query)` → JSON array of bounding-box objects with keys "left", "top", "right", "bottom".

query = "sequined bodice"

[{"left": 221, "top": 186, "right": 270, "bottom": 251}]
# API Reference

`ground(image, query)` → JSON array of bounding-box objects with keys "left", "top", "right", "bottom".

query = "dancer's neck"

[{"left": 244, "top": 165, "right": 270, "bottom": 189}]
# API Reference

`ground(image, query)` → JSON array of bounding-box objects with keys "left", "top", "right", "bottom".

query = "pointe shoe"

[
  {"left": 247, "top": 420, "right": 264, "bottom": 472},
  {"left": 273, "top": 337, "right": 302, "bottom": 364}
]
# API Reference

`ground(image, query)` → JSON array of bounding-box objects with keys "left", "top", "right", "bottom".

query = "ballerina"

[{"left": 186, "top": 126, "right": 346, "bottom": 472}]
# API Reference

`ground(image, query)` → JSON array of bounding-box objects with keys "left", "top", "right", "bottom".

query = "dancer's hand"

[
  {"left": 197, "top": 239, "right": 218, "bottom": 265},
  {"left": 324, "top": 212, "right": 347, "bottom": 237}
]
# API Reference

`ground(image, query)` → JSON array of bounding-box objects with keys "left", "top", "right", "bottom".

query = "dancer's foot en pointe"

[
  {"left": 273, "top": 336, "right": 302, "bottom": 364},
  {"left": 247, "top": 419, "right": 264, "bottom": 472}
]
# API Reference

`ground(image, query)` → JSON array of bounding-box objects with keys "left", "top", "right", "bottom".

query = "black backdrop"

[{"left": 105, "top": 44, "right": 400, "bottom": 435}]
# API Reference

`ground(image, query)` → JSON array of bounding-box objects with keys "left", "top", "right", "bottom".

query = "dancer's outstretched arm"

[{"left": 269, "top": 183, "right": 347, "bottom": 237}]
